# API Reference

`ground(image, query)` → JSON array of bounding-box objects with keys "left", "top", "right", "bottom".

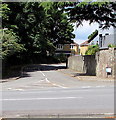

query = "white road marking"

[
  {"left": 96, "top": 85, "right": 105, "bottom": 88},
  {"left": 81, "top": 86, "right": 91, "bottom": 89},
  {"left": 40, "top": 71, "right": 45, "bottom": 76},
  {"left": 7, "top": 88, "right": 24, "bottom": 91},
  {"left": 8, "top": 88, "right": 12, "bottom": 90},
  {"left": 96, "top": 86, "right": 102, "bottom": 88},
  {"left": 13, "top": 89, "right": 24, "bottom": 91},
  {"left": 43, "top": 71, "right": 57, "bottom": 72},
  {"left": 1, "top": 97, "right": 82, "bottom": 101},
  {"left": 37, "top": 80, "right": 45, "bottom": 82},
  {"left": 52, "top": 83, "right": 67, "bottom": 89},
  {"left": 104, "top": 113, "right": 114, "bottom": 115},
  {"left": 39, "top": 71, "right": 67, "bottom": 88},
  {"left": 45, "top": 78, "right": 50, "bottom": 83}
]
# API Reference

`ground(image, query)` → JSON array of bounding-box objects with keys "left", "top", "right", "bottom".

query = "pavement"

[{"left": 59, "top": 68, "right": 114, "bottom": 82}]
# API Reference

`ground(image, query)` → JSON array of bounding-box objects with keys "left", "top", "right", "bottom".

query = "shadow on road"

[
  {"left": 21, "top": 64, "right": 66, "bottom": 78},
  {"left": 23, "top": 64, "right": 66, "bottom": 72},
  {"left": 2, "top": 64, "right": 66, "bottom": 81},
  {"left": 72, "top": 73, "right": 96, "bottom": 77}
]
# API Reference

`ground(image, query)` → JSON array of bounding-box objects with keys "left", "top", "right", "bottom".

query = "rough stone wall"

[
  {"left": 84, "top": 55, "right": 96, "bottom": 75},
  {"left": 68, "top": 55, "right": 96, "bottom": 75},
  {"left": 96, "top": 48, "right": 116, "bottom": 79},
  {"left": 68, "top": 55, "right": 84, "bottom": 73},
  {"left": 114, "top": 49, "right": 116, "bottom": 79},
  {"left": 68, "top": 48, "right": 116, "bottom": 78}
]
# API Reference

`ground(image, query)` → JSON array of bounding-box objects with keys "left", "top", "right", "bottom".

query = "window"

[
  {"left": 70, "top": 45, "right": 74, "bottom": 49},
  {"left": 56, "top": 44, "right": 63, "bottom": 50}
]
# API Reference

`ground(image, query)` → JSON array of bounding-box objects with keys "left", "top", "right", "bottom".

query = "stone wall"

[
  {"left": 96, "top": 48, "right": 116, "bottom": 79},
  {"left": 68, "top": 55, "right": 96, "bottom": 75},
  {"left": 68, "top": 55, "right": 84, "bottom": 73},
  {"left": 68, "top": 48, "right": 116, "bottom": 78},
  {"left": 84, "top": 55, "right": 96, "bottom": 75}
]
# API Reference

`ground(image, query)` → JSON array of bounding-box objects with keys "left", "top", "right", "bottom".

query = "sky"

[
  {"left": 72, "top": 21, "right": 99, "bottom": 45},
  {"left": 72, "top": 21, "right": 114, "bottom": 45}
]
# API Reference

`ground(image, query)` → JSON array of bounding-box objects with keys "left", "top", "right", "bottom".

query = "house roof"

[
  {"left": 55, "top": 40, "right": 71, "bottom": 44},
  {"left": 80, "top": 30, "right": 98, "bottom": 46},
  {"left": 55, "top": 40, "right": 79, "bottom": 45},
  {"left": 70, "top": 42, "right": 79, "bottom": 46},
  {"left": 80, "top": 40, "right": 89, "bottom": 46}
]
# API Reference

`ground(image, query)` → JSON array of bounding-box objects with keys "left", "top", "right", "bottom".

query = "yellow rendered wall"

[
  {"left": 74, "top": 45, "right": 79, "bottom": 54},
  {"left": 63, "top": 44, "right": 70, "bottom": 51},
  {"left": 80, "top": 46, "right": 88, "bottom": 55},
  {"left": 56, "top": 44, "right": 79, "bottom": 55}
]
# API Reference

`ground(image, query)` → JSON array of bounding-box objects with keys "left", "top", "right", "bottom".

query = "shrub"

[
  {"left": 54, "top": 53, "right": 67, "bottom": 63},
  {"left": 108, "top": 44, "right": 116, "bottom": 48},
  {"left": 85, "top": 44, "right": 99, "bottom": 55}
]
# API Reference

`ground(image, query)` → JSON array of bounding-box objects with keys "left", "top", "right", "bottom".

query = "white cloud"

[{"left": 72, "top": 21, "right": 99, "bottom": 44}]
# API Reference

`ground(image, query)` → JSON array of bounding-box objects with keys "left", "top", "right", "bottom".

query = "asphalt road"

[{"left": 0, "top": 63, "right": 114, "bottom": 118}]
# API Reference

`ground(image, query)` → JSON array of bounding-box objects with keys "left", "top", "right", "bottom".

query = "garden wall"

[
  {"left": 96, "top": 48, "right": 116, "bottom": 79},
  {"left": 68, "top": 48, "right": 116, "bottom": 79},
  {"left": 68, "top": 55, "right": 96, "bottom": 75}
]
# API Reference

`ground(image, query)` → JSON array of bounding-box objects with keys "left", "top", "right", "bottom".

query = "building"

[
  {"left": 79, "top": 40, "right": 89, "bottom": 55},
  {"left": 79, "top": 39, "right": 98, "bottom": 55},
  {"left": 79, "top": 29, "right": 98, "bottom": 55},
  {"left": 99, "top": 26, "right": 116, "bottom": 48},
  {"left": 55, "top": 41, "right": 79, "bottom": 56}
]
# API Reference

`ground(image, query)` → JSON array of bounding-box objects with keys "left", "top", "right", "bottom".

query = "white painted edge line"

[
  {"left": 37, "top": 80, "right": 45, "bottom": 82},
  {"left": 40, "top": 71, "right": 45, "bottom": 77},
  {"left": 81, "top": 86, "right": 91, "bottom": 88},
  {"left": 96, "top": 85, "right": 105, "bottom": 88},
  {"left": 7, "top": 88, "right": 24, "bottom": 91},
  {"left": 7, "top": 88, "right": 12, "bottom": 90},
  {"left": 52, "top": 83, "right": 67, "bottom": 89},
  {"left": 1, "top": 97, "right": 82, "bottom": 101},
  {"left": 13, "top": 89, "right": 24, "bottom": 91},
  {"left": 39, "top": 71, "right": 67, "bottom": 89},
  {"left": 45, "top": 78, "right": 50, "bottom": 83},
  {"left": 43, "top": 71, "right": 57, "bottom": 72}
]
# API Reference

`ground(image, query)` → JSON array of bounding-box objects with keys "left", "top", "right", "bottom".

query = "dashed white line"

[
  {"left": 1, "top": 97, "right": 82, "bottom": 101},
  {"left": 96, "top": 86, "right": 103, "bottom": 88},
  {"left": 13, "top": 89, "right": 24, "bottom": 91},
  {"left": 39, "top": 70, "right": 67, "bottom": 88},
  {"left": 81, "top": 86, "right": 91, "bottom": 89},
  {"left": 96, "top": 85, "right": 105, "bottom": 88},
  {"left": 52, "top": 83, "right": 67, "bottom": 89},
  {"left": 7, "top": 88, "right": 24, "bottom": 91}
]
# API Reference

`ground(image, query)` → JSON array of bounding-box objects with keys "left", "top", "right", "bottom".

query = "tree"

[
  {"left": 40, "top": 2, "right": 75, "bottom": 45},
  {"left": 5, "top": 3, "right": 49, "bottom": 58},
  {"left": 65, "top": 2, "right": 116, "bottom": 29},
  {"left": 0, "top": 3, "right": 10, "bottom": 27},
  {"left": 0, "top": 29, "right": 25, "bottom": 60},
  {"left": 88, "top": 30, "right": 98, "bottom": 40},
  {"left": 4, "top": 2, "right": 75, "bottom": 60},
  {"left": 1, "top": 3, "right": 25, "bottom": 60}
]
